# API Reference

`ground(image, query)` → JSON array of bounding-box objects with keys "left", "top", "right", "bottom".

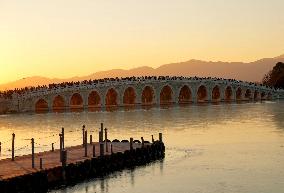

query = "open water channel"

[{"left": 0, "top": 101, "right": 284, "bottom": 193}]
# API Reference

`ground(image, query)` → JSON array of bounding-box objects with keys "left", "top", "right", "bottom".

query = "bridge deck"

[{"left": 0, "top": 142, "right": 141, "bottom": 180}]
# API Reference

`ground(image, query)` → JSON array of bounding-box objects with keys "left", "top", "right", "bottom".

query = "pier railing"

[{"left": 0, "top": 123, "right": 165, "bottom": 193}]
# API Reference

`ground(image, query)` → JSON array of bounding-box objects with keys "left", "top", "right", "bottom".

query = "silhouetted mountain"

[
  {"left": 83, "top": 66, "right": 155, "bottom": 80},
  {"left": 1, "top": 54, "right": 284, "bottom": 90}
]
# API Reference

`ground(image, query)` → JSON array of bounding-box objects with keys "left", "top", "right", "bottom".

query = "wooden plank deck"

[{"left": 0, "top": 142, "right": 142, "bottom": 180}]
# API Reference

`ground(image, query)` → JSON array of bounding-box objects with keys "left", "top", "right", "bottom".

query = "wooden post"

[
  {"left": 40, "top": 158, "right": 43, "bottom": 170},
  {"left": 84, "top": 130, "right": 88, "bottom": 157},
  {"left": 111, "top": 144, "right": 113, "bottom": 154},
  {"left": 105, "top": 128, "right": 108, "bottom": 152},
  {"left": 92, "top": 144, "right": 96, "bottom": 157},
  {"left": 141, "top": 137, "right": 144, "bottom": 148},
  {"left": 52, "top": 143, "right": 54, "bottom": 152},
  {"left": 152, "top": 135, "right": 154, "bottom": 143},
  {"left": 31, "top": 138, "right": 35, "bottom": 168},
  {"left": 99, "top": 123, "right": 104, "bottom": 143},
  {"left": 130, "top": 138, "right": 133, "bottom": 151},
  {"left": 100, "top": 143, "right": 104, "bottom": 156},
  {"left": 101, "top": 123, "right": 104, "bottom": 133},
  {"left": 82, "top": 125, "right": 85, "bottom": 147},
  {"left": 159, "top": 133, "right": 163, "bottom": 142},
  {"left": 90, "top": 135, "right": 93, "bottom": 145},
  {"left": 12, "top": 133, "right": 15, "bottom": 161},
  {"left": 99, "top": 131, "right": 102, "bottom": 143},
  {"left": 59, "top": 134, "right": 62, "bottom": 162},
  {"left": 61, "top": 150, "right": 67, "bottom": 167},
  {"left": 61, "top": 150, "right": 67, "bottom": 182},
  {"left": 61, "top": 127, "right": 65, "bottom": 149}
]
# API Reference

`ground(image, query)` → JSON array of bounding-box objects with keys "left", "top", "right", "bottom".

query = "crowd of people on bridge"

[{"left": 0, "top": 76, "right": 277, "bottom": 99}]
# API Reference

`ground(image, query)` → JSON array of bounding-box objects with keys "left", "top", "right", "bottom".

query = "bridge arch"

[
  {"left": 52, "top": 95, "right": 65, "bottom": 113},
  {"left": 70, "top": 93, "right": 84, "bottom": 112},
  {"left": 35, "top": 98, "right": 49, "bottom": 113},
  {"left": 244, "top": 89, "right": 252, "bottom": 100},
  {"left": 224, "top": 86, "right": 233, "bottom": 101},
  {"left": 267, "top": 92, "right": 272, "bottom": 100},
  {"left": 254, "top": 90, "right": 260, "bottom": 100},
  {"left": 105, "top": 88, "right": 119, "bottom": 108},
  {"left": 211, "top": 85, "right": 221, "bottom": 102},
  {"left": 236, "top": 87, "right": 242, "bottom": 100},
  {"left": 261, "top": 92, "right": 266, "bottom": 100},
  {"left": 160, "top": 84, "right": 174, "bottom": 105},
  {"left": 88, "top": 90, "right": 101, "bottom": 111},
  {"left": 141, "top": 85, "right": 155, "bottom": 105},
  {"left": 197, "top": 85, "right": 208, "bottom": 102},
  {"left": 178, "top": 85, "right": 192, "bottom": 104},
  {"left": 123, "top": 86, "right": 136, "bottom": 106}
]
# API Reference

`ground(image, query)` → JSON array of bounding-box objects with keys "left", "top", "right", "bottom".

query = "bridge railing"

[{"left": 12, "top": 76, "right": 278, "bottom": 98}]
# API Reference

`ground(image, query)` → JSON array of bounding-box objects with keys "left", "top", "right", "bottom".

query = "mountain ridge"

[{"left": 1, "top": 54, "right": 284, "bottom": 91}]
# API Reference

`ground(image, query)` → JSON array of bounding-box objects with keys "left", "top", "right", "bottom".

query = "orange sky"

[{"left": 1, "top": 0, "right": 284, "bottom": 84}]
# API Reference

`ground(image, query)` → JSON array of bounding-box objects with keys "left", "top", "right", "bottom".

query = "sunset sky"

[{"left": 1, "top": 0, "right": 284, "bottom": 84}]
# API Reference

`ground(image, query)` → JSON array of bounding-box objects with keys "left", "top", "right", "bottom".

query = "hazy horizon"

[
  {"left": 1, "top": 0, "right": 284, "bottom": 84},
  {"left": 1, "top": 53, "right": 284, "bottom": 91},
  {"left": 0, "top": 53, "right": 282, "bottom": 84}
]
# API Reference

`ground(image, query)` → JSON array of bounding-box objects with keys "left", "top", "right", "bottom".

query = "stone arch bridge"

[{"left": 10, "top": 77, "right": 281, "bottom": 113}]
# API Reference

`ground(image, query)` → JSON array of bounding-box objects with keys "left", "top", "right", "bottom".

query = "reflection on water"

[{"left": 0, "top": 101, "right": 284, "bottom": 193}]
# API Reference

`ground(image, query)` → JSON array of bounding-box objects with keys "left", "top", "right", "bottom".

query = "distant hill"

[{"left": 1, "top": 54, "right": 284, "bottom": 91}]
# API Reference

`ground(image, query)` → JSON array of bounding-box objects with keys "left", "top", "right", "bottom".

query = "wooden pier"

[
  {"left": 0, "top": 124, "right": 165, "bottom": 193},
  {"left": 0, "top": 142, "right": 144, "bottom": 180}
]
